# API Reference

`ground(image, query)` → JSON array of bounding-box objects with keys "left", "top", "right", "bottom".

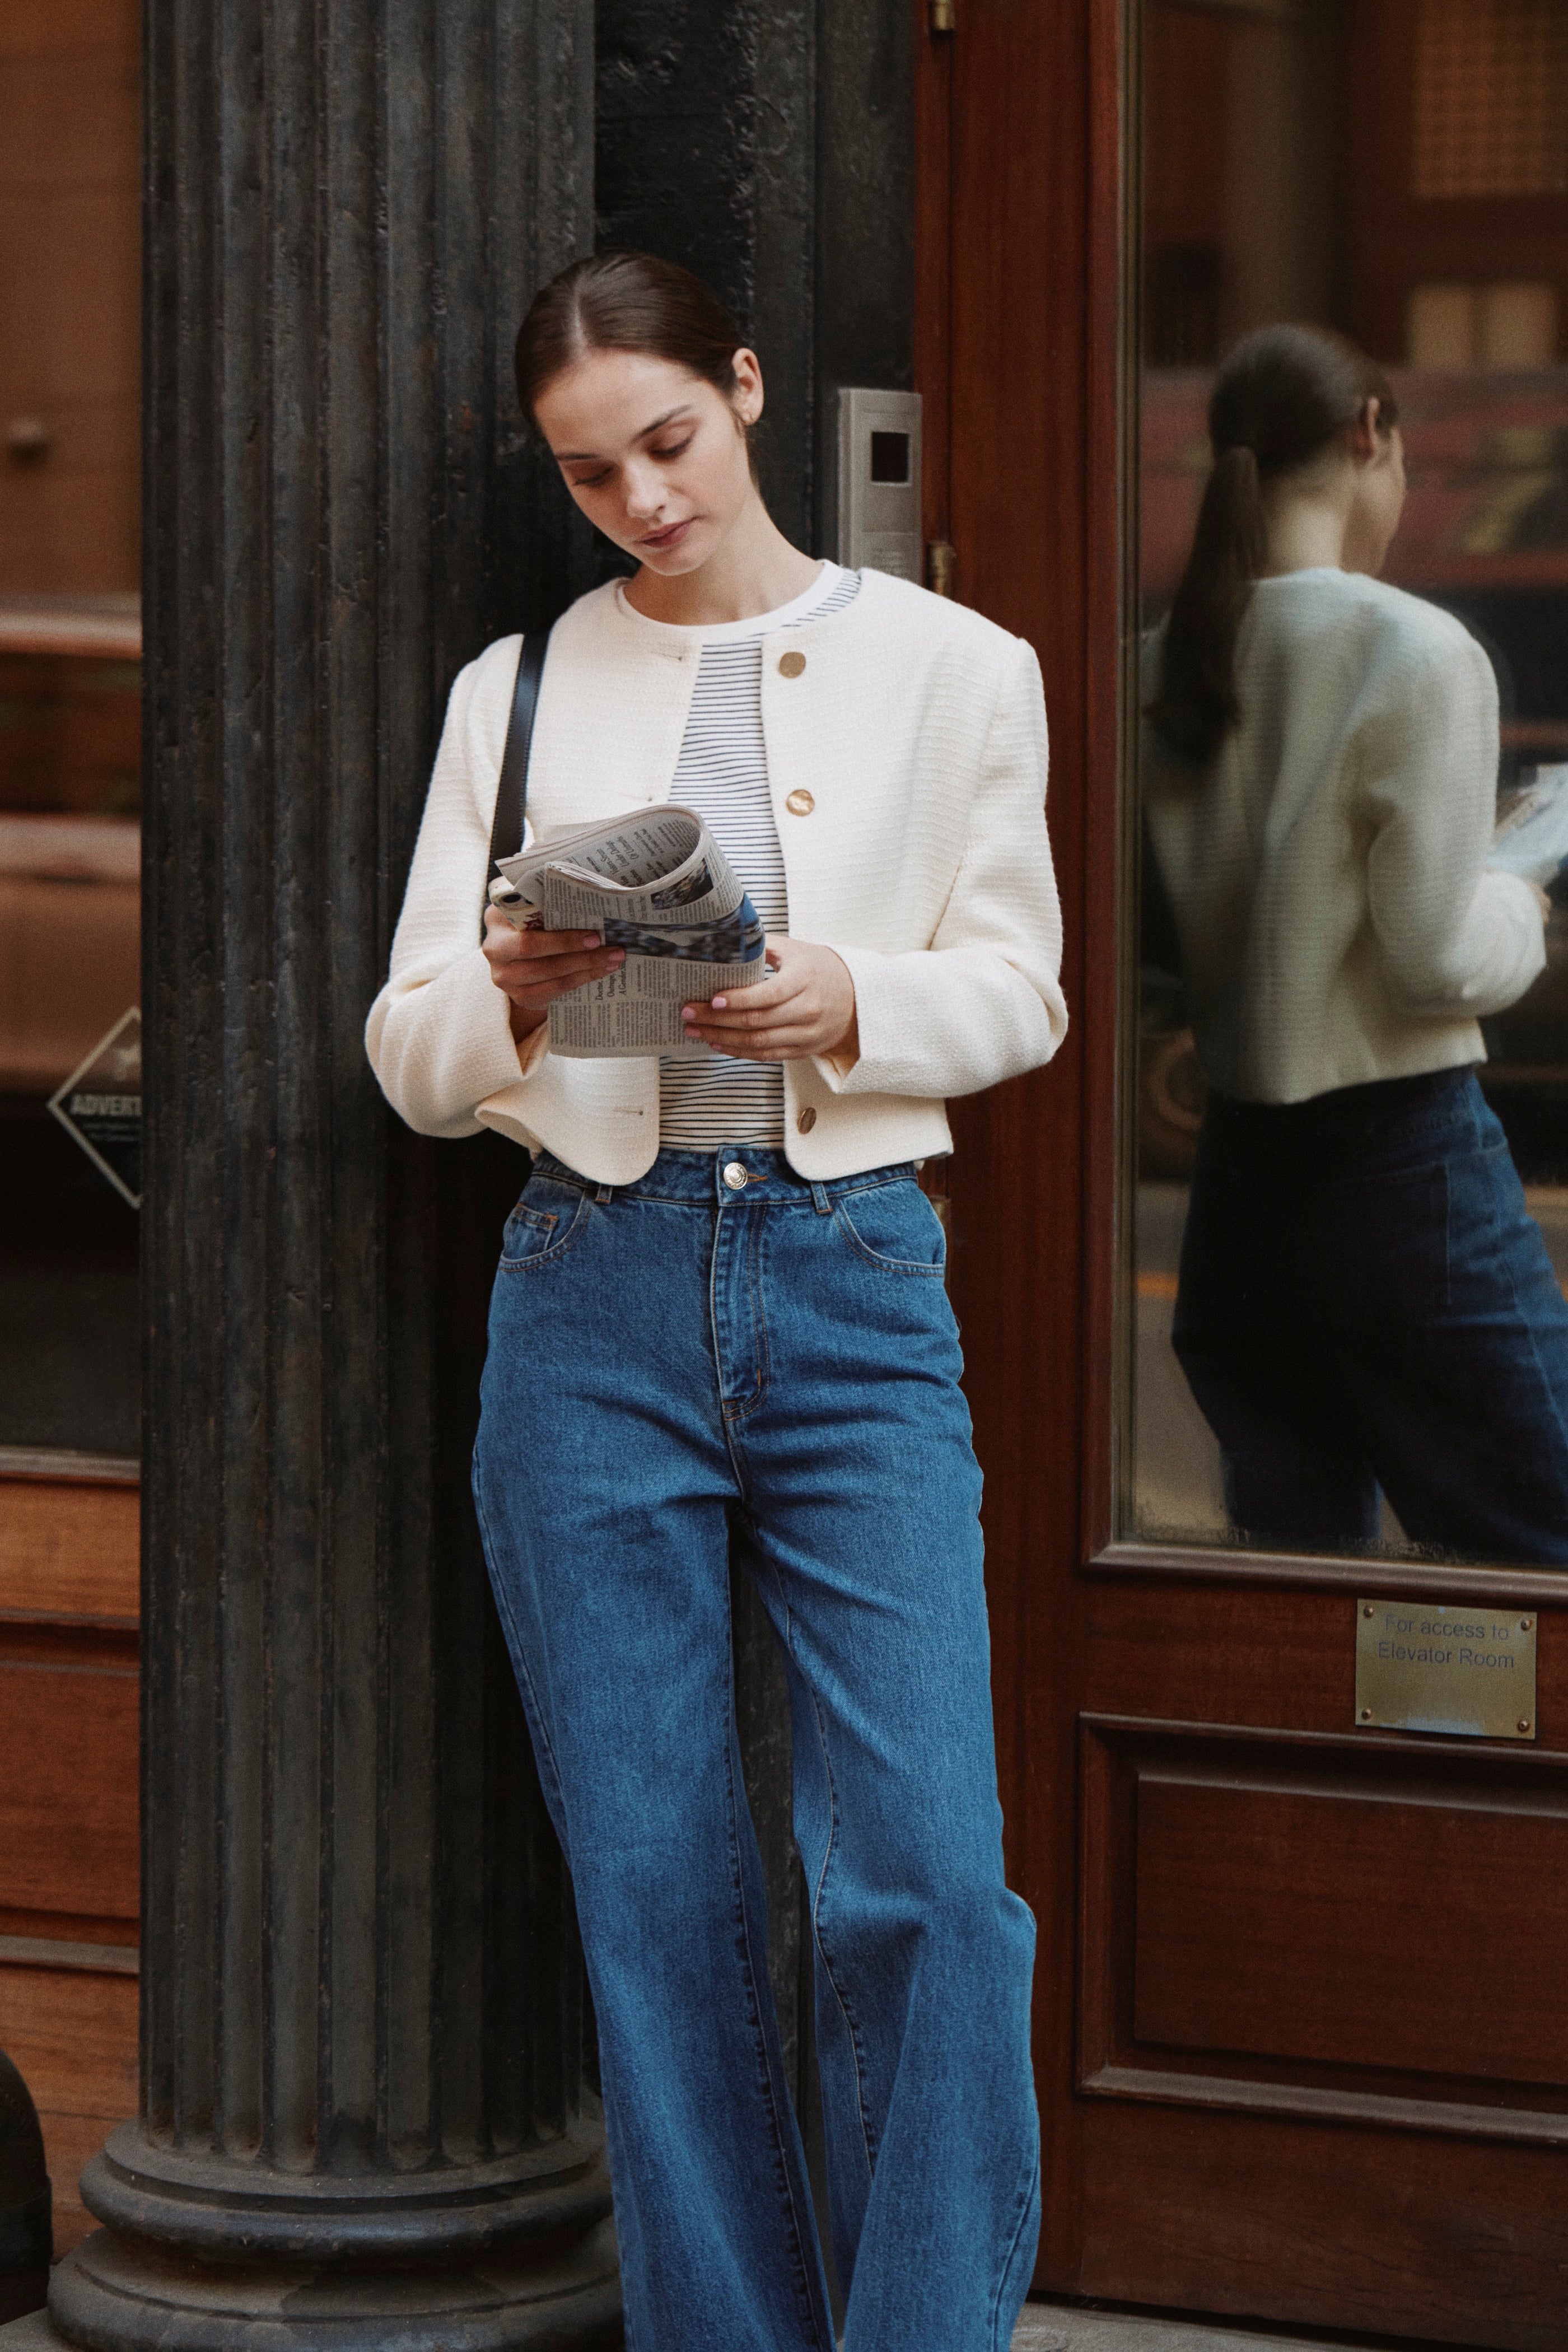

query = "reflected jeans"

[
  {"left": 472, "top": 1146, "right": 1040, "bottom": 2352},
  {"left": 1174, "top": 1068, "right": 1568, "bottom": 1560}
]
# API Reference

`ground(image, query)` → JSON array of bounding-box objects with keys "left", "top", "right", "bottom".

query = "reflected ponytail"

[{"left": 1146, "top": 324, "right": 1398, "bottom": 763}]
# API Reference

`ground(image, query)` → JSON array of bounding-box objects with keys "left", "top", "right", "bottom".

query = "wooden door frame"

[
  {"left": 915, "top": 0, "right": 1568, "bottom": 2304},
  {"left": 916, "top": 0, "right": 1127, "bottom": 2286}
]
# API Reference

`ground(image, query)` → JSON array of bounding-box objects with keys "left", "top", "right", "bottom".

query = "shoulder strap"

[{"left": 482, "top": 626, "right": 552, "bottom": 939}]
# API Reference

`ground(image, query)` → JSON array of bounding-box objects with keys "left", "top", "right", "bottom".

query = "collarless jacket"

[{"left": 366, "top": 567, "right": 1067, "bottom": 1184}]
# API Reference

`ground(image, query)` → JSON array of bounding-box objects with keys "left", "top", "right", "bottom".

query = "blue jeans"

[
  {"left": 472, "top": 1146, "right": 1040, "bottom": 2352},
  {"left": 1173, "top": 1069, "right": 1568, "bottom": 1560}
]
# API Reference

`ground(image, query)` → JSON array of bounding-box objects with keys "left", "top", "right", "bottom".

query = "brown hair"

[
  {"left": 1146, "top": 324, "right": 1399, "bottom": 763},
  {"left": 515, "top": 250, "right": 750, "bottom": 443}
]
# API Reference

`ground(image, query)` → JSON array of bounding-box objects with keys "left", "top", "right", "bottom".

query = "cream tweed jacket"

[{"left": 366, "top": 567, "right": 1067, "bottom": 1183}]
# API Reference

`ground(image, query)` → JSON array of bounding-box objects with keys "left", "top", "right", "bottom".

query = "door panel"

[{"left": 919, "top": 0, "right": 1568, "bottom": 2340}]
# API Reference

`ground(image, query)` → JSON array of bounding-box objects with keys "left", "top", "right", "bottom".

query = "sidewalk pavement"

[{"left": 1015, "top": 2306, "right": 1377, "bottom": 2352}]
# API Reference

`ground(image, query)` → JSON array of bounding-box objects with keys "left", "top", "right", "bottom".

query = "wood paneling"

[
  {"left": 1079, "top": 2101, "right": 1568, "bottom": 2352},
  {"left": 0, "top": 1964, "right": 137, "bottom": 2118},
  {"left": 0, "top": 0, "right": 139, "bottom": 592},
  {"left": 0, "top": 1644, "right": 138, "bottom": 1917},
  {"left": 1084, "top": 1578, "right": 1568, "bottom": 1746},
  {"left": 0, "top": 1480, "right": 138, "bottom": 1626},
  {"left": 0, "top": 1964, "right": 137, "bottom": 2257},
  {"left": 1134, "top": 1775, "right": 1568, "bottom": 2085}
]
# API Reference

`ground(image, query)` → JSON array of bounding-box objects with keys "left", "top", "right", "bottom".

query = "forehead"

[{"left": 535, "top": 349, "right": 710, "bottom": 451}]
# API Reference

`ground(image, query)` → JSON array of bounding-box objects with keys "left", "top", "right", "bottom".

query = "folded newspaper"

[
  {"left": 1490, "top": 765, "right": 1568, "bottom": 886},
  {"left": 488, "top": 805, "right": 768, "bottom": 1058}
]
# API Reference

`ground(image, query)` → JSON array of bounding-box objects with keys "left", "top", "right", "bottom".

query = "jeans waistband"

[
  {"left": 1203, "top": 1064, "right": 1476, "bottom": 1146},
  {"left": 532, "top": 1145, "right": 919, "bottom": 1209}
]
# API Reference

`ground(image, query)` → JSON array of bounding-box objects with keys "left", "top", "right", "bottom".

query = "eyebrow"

[{"left": 554, "top": 405, "right": 695, "bottom": 465}]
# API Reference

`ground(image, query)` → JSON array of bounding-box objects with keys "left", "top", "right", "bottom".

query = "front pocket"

[
  {"left": 499, "top": 1179, "right": 593, "bottom": 1271},
  {"left": 834, "top": 1182, "right": 947, "bottom": 1275}
]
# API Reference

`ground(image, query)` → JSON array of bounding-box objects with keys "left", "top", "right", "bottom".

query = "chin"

[{"left": 633, "top": 526, "right": 713, "bottom": 575}]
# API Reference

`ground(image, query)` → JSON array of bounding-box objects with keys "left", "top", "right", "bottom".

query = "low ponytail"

[
  {"left": 1146, "top": 323, "right": 1398, "bottom": 766},
  {"left": 1146, "top": 445, "right": 1267, "bottom": 762}
]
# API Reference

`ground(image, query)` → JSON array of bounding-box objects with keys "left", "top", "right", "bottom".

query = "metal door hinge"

[
  {"left": 930, "top": 0, "right": 956, "bottom": 31},
  {"left": 927, "top": 540, "right": 957, "bottom": 596}
]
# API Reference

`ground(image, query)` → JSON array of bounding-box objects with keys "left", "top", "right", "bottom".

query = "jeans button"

[{"left": 722, "top": 1161, "right": 749, "bottom": 1191}]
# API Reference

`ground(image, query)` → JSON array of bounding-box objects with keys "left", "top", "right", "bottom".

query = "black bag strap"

[{"left": 482, "top": 626, "right": 552, "bottom": 939}]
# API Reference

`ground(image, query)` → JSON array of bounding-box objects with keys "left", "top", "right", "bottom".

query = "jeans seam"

[
  {"left": 806, "top": 1684, "right": 879, "bottom": 2185},
  {"left": 988, "top": 2148, "right": 1042, "bottom": 2352},
  {"left": 719, "top": 1576, "right": 833, "bottom": 2352},
  {"left": 471, "top": 1470, "right": 571, "bottom": 1836}
]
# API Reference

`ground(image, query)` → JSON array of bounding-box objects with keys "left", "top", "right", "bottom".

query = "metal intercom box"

[{"left": 835, "top": 388, "right": 922, "bottom": 582}]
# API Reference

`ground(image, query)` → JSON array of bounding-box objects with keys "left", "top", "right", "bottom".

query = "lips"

[{"left": 641, "top": 519, "right": 694, "bottom": 552}]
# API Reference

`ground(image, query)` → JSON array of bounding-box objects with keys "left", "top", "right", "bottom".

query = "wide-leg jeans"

[
  {"left": 472, "top": 1146, "right": 1040, "bottom": 2352},
  {"left": 1173, "top": 1068, "right": 1568, "bottom": 1558}
]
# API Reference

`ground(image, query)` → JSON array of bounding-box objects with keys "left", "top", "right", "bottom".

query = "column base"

[
  {"left": 46, "top": 2221, "right": 622, "bottom": 2352},
  {"left": 42, "top": 2126, "right": 621, "bottom": 2352}
]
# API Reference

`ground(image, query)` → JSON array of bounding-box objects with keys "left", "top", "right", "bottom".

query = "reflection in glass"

[{"left": 1130, "top": 0, "right": 1568, "bottom": 1564}]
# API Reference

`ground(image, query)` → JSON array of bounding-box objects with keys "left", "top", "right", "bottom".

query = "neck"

[
  {"left": 1259, "top": 489, "right": 1350, "bottom": 577},
  {"left": 623, "top": 490, "right": 822, "bottom": 624}
]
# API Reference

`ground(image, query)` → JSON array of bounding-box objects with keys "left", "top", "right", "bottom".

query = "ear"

[
  {"left": 731, "top": 347, "right": 765, "bottom": 427},
  {"left": 1347, "top": 396, "right": 1383, "bottom": 465}
]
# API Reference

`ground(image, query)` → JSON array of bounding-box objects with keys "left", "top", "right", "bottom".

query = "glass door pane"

[{"left": 1130, "top": 0, "right": 1568, "bottom": 1563}]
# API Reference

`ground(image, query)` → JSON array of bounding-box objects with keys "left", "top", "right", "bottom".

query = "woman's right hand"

[{"left": 483, "top": 908, "right": 626, "bottom": 1043}]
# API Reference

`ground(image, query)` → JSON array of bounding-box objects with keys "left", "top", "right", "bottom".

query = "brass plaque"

[{"left": 1356, "top": 1600, "right": 1537, "bottom": 1740}]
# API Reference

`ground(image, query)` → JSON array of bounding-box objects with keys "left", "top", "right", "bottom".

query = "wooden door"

[{"left": 919, "top": 3, "right": 1568, "bottom": 2345}]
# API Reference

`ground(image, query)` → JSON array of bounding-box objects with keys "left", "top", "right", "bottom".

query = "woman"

[
  {"left": 1145, "top": 322, "right": 1568, "bottom": 1561},
  {"left": 367, "top": 251, "right": 1065, "bottom": 2351}
]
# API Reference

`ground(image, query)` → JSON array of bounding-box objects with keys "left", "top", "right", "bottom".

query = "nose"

[{"left": 622, "top": 461, "right": 666, "bottom": 521}]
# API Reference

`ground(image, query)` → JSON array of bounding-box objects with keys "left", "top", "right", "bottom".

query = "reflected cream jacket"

[
  {"left": 1145, "top": 570, "right": 1545, "bottom": 1105},
  {"left": 366, "top": 568, "right": 1067, "bottom": 1183}
]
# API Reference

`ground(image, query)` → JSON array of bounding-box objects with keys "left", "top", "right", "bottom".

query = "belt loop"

[
  {"left": 595, "top": 1181, "right": 614, "bottom": 1204},
  {"left": 810, "top": 1180, "right": 832, "bottom": 1215}
]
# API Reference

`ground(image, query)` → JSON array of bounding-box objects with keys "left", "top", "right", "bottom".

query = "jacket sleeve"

[
  {"left": 365, "top": 647, "right": 549, "bottom": 1138},
  {"left": 1360, "top": 628, "right": 1545, "bottom": 1021},
  {"left": 815, "top": 636, "right": 1068, "bottom": 1100}
]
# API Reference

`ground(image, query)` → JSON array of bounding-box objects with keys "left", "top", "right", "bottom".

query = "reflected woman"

[{"left": 1145, "top": 323, "right": 1568, "bottom": 1562}]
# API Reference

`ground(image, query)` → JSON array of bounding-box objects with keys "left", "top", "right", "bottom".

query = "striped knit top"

[{"left": 614, "top": 561, "right": 862, "bottom": 1147}]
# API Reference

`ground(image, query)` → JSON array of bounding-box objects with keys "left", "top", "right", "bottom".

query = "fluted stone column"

[{"left": 46, "top": 5, "right": 619, "bottom": 2346}]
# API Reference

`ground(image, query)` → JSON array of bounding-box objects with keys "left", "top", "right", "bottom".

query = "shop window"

[
  {"left": 1408, "top": 281, "right": 1559, "bottom": 368},
  {"left": 1412, "top": 0, "right": 1568, "bottom": 202}
]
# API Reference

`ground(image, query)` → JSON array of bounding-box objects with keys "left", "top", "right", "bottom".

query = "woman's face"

[{"left": 535, "top": 347, "right": 762, "bottom": 576}]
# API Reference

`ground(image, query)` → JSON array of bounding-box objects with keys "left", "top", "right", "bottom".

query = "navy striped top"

[{"left": 615, "top": 562, "right": 862, "bottom": 1147}]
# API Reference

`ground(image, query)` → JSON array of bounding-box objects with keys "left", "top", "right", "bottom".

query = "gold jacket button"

[
  {"left": 778, "top": 650, "right": 806, "bottom": 678},
  {"left": 785, "top": 788, "right": 815, "bottom": 817},
  {"left": 797, "top": 1108, "right": 817, "bottom": 1134}
]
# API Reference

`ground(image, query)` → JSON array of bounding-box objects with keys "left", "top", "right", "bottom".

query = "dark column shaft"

[{"left": 48, "top": 5, "right": 617, "bottom": 2346}]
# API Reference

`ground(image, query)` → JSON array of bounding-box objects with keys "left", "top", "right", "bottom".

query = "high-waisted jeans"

[
  {"left": 1174, "top": 1068, "right": 1568, "bottom": 1560},
  {"left": 472, "top": 1146, "right": 1040, "bottom": 2352}
]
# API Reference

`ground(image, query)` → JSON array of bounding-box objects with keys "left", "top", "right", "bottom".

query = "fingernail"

[
  {"left": 584, "top": 933, "right": 601, "bottom": 947},
  {"left": 610, "top": 950, "right": 626, "bottom": 964},
  {"left": 711, "top": 997, "right": 727, "bottom": 1011},
  {"left": 682, "top": 1007, "right": 697, "bottom": 1023}
]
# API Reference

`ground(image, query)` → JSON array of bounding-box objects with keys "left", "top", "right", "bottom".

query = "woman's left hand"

[{"left": 682, "top": 935, "right": 858, "bottom": 1063}]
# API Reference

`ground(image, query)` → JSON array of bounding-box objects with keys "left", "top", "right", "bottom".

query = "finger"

[
  {"left": 690, "top": 1023, "right": 824, "bottom": 1058},
  {"left": 682, "top": 975, "right": 807, "bottom": 1026},
  {"left": 688, "top": 1001, "right": 814, "bottom": 1042},
  {"left": 513, "top": 927, "right": 606, "bottom": 961},
  {"left": 487, "top": 931, "right": 609, "bottom": 973},
  {"left": 494, "top": 949, "right": 623, "bottom": 996}
]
